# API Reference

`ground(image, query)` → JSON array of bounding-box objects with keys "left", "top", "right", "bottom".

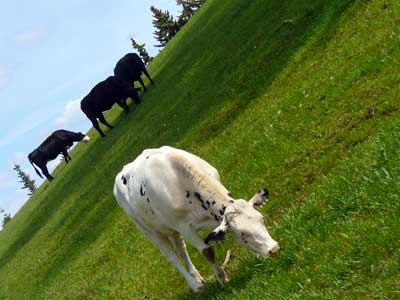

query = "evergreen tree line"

[
  {"left": 131, "top": 0, "right": 206, "bottom": 64},
  {"left": 151, "top": 0, "right": 206, "bottom": 47}
]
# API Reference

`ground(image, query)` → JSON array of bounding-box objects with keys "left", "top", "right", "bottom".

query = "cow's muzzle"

[{"left": 268, "top": 244, "right": 280, "bottom": 257}]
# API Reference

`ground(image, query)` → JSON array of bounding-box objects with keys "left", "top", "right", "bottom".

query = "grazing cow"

[
  {"left": 81, "top": 76, "right": 141, "bottom": 137},
  {"left": 28, "top": 130, "right": 90, "bottom": 181},
  {"left": 114, "top": 53, "right": 154, "bottom": 91},
  {"left": 114, "top": 146, "right": 280, "bottom": 292}
]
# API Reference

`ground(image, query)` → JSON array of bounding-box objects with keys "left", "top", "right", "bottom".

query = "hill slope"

[{"left": 1, "top": 0, "right": 399, "bottom": 299}]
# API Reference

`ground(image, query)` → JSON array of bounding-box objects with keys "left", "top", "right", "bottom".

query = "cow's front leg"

[
  {"left": 168, "top": 233, "right": 205, "bottom": 284},
  {"left": 98, "top": 113, "right": 114, "bottom": 129},
  {"left": 62, "top": 150, "right": 69, "bottom": 163},
  {"left": 137, "top": 76, "right": 147, "bottom": 92},
  {"left": 142, "top": 69, "right": 154, "bottom": 85},
  {"left": 179, "top": 226, "right": 229, "bottom": 285},
  {"left": 202, "top": 247, "right": 229, "bottom": 285}
]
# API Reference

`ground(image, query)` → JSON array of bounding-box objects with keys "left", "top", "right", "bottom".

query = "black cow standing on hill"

[
  {"left": 28, "top": 130, "right": 90, "bottom": 181},
  {"left": 80, "top": 76, "right": 141, "bottom": 137},
  {"left": 114, "top": 53, "right": 154, "bottom": 91}
]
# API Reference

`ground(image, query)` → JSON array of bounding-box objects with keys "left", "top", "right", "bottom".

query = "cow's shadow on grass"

[{"left": 177, "top": 253, "right": 280, "bottom": 300}]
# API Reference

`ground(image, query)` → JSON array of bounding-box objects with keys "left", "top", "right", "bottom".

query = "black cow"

[
  {"left": 28, "top": 130, "right": 90, "bottom": 181},
  {"left": 80, "top": 76, "right": 141, "bottom": 137},
  {"left": 114, "top": 53, "right": 154, "bottom": 91}
]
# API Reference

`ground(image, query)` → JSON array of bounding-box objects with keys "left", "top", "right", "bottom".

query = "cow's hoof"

[
  {"left": 216, "top": 268, "right": 229, "bottom": 285},
  {"left": 190, "top": 281, "right": 204, "bottom": 293},
  {"left": 190, "top": 271, "right": 205, "bottom": 284}
]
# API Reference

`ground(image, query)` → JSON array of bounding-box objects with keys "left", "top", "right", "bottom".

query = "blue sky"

[{"left": 0, "top": 0, "right": 179, "bottom": 225}]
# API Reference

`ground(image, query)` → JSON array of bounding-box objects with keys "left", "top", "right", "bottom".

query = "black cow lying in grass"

[
  {"left": 28, "top": 130, "right": 90, "bottom": 181},
  {"left": 114, "top": 53, "right": 154, "bottom": 91},
  {"left": 80, "top": 76, "right": 141, "bottom": 137}
]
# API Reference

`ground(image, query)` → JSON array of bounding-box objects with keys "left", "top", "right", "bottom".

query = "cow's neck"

[{"left": 191, "top": 174, "right": 232, "bottom": 223}]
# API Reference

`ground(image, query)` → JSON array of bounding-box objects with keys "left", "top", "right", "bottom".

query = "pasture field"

[{"left": 0, "top": 0, "right": 399, "bottom": 299}]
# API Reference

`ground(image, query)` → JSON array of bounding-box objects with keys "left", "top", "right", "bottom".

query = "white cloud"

[
  {"left": 14, "top": 30, "right": 44, "bottom": 46},
  {"left": 54, "top": 99, "right": 87, "bottom": 130}
]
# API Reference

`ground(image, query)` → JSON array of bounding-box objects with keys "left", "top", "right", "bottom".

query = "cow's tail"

[{"left": 28, "top": 157, "right": 43, "bottom": 179}]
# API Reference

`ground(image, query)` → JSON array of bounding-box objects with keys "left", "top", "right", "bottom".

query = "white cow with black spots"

[{"left": 114, "top": 146, "right": 280, "bottom": 292}]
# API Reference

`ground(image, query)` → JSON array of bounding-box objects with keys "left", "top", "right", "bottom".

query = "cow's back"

[
  {"left": 114, "top": 53, "right": 143, "bottom": 82},
  {"left": 81, "top": 77, "right": 118, "bottom": 113},
  {"left": 36, "top": 137, "right": 64, "bottom": 160}
]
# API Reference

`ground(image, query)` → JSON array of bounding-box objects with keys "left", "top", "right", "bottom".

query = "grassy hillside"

[{"left": 1, "top": 0, "right": 399, "bottom": 299}]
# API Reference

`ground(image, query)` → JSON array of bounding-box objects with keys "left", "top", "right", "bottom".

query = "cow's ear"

[
  {"left": 204, "top": 218, "right": 229, "bottom": 245},
  {"left": 249, "top": 189, "right": 269, "bottom": 210}
]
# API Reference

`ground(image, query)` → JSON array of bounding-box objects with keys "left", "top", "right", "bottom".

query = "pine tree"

[
  {"left": 130, "top": 38, "right": 153, "bottom": 65},
  {"left": 2, "top": 214, "right": 11, "bottom": 227},
  {"left": 13, "top": 163, "right": 36, "bottom": 196},
  {"left": 150, "top": 6, "right": 179, "bottom": 47},
  {"left": 176, "top": 0, "right": 206, "bottom": 27},
  {"left": 150, "top": 2, "right": 205, "bottom": 48}
]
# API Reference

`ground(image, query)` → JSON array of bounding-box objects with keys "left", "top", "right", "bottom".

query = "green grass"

[{"left": 0, "top": 0, "right": 399, "bottom": 299}]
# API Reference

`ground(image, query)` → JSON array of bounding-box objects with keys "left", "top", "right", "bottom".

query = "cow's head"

[
  {"left": 77, "top": 132, "right": 90, "bottom": 143},
  {"left": 205, "top": 189, "right": 280, "bottom": 258}
]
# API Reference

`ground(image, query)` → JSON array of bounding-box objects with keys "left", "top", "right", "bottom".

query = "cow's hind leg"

[
  {"left": 168, "top": 233, "right": 205, "bottom": 284},
  {"left": 98, "top": 113, "right": 114, "bottom": 129},
  {"left": 36, "top": 162, "right": 54, "bottom": 181},
  {"left": 139, "top": 227, "right": 204, "bottom": 292},
  {"left": 62, "top": 150, "right": 70, "bottom": 163}
]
